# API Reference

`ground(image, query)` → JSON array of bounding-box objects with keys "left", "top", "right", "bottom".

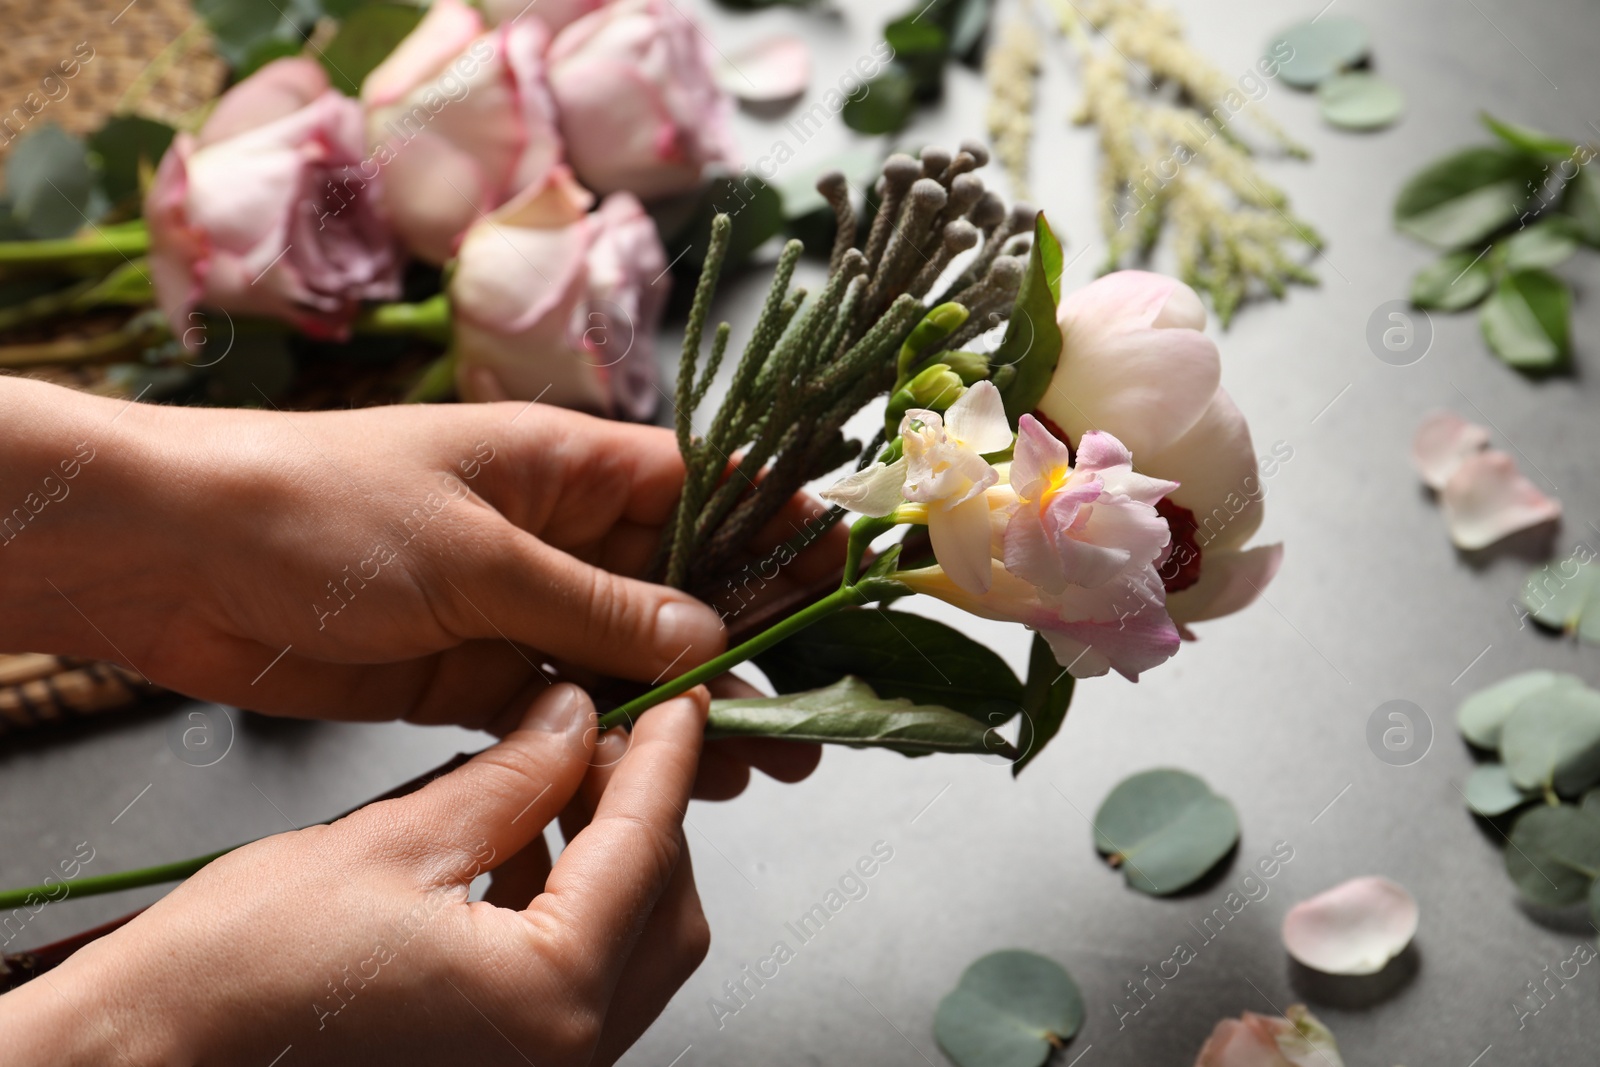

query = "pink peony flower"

[
  {"left": 1037, "top": 271, "right": 1284, "bottom": 634},
  {"left": 449, "top": 167, "right": 665, "bottom": 418},
  {"left": 362, "top": 0, "right": 563, "bottom": 264},
  {"left": 145, "top": 58, "right": 402, "bottom": 345},
  {"left": 546, "top": 0, "right": 738, "bottom": 199}
]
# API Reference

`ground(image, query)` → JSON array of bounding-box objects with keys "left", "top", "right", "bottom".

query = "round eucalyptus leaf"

[
  {"left": 1269, "top": 17, "right": 1370, "bottom": 89},
  {"left": 1463, "top": 763, "right": 1536, "bottom": 817},
  {"left": 1318, "top": 72, "right": 1403, "bottom": 130},
  {"left": 1457, "top": 670, "right": 1583, "bottom": 749},
  {"left": 1501, "top": 685, "right": 1600, "bottom": 796},
  {"left": 1506, "top": 804, "right": 1600, "bottom": 907},
  {"left": 1411, "top": 251, "right": 1493, "bottom": 310},
  {"left": 934, "top": 951, "right": 1083, "bottom": 1067},
  {"left": 1093, "top": 769, "right": 1240, "bottom": 895}
]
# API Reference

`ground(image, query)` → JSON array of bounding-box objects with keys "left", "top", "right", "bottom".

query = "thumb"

[{"left": 449, "top": 529, "right": 727, "bottom": 683}]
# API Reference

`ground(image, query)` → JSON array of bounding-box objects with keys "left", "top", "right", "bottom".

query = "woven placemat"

[{"left": 0, "top": 0, "right": 224, "bottom": 162}]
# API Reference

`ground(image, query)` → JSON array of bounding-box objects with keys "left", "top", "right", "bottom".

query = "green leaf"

[
  {"left": 774, "top": 144, "right": 883, "bottom": 220},
  {"left": 1093, "top": 769, "right": 1240, "bottom": 896},
  {"left": 1317, "top": 72, "right": 1403, "bottom": 131},
  {"left": 1520, "top": 555, "right": 1600, "bottom": 641},
  {"left": 753, "top": 607, "right": 1023, "bottom": 723},
  {"left": 934, "top": 951, "right": 1083, "bottom": 1067},
  {"left": 1501, "top": 217, "right": 1579, "bottom": 270},
  {"left": 884, "top": 16, "right": 948, "bottom": 97},
  {"left": 1480, "top": 268, "right": 1570, "bottom": 369},
  {"left": 1481, "top": 113, "right": 1578, "bottom": 159},
  {"left": 195, "top": 0, "right": 320, "bottom": 67},
  {"left": 1458, "top": 669, "right": 1585, "bottom": 749},
  {"left": 1564, "top": 165, "right": 1600, "bottom": 247},
  {"left": 706, "top": 676, "right": 1014, "bottom": 758},
  {"left": 1463, "top": 763, "right": 1537, "bottom": 817},
  {"left": 841, "top": 63, "right": 917, "bottom": 135},
  {"left": 1505, "top": 804, "right": 1600, "bottom": 906},
  {"left": 993, "top": 213, "right": 1063, "bottom": 425},
  {"left": 1502, "top": 685, "right": 1600, "bottom": 796},
  {"left": 1012, "top": 633, "right": 1074, "bottom": 777},
  {"left": 947, "top": 0, "right": 991, "bottom": 58},
  {"left": 318, "top": 4, "right": 425, "bottom": 96},
  {"left": 1410, "top": 250, "right": 1494, "bottom": 310},
  {"left": 1394, "top": 146, "right": 1545, "bottom": 248},
  {"left": 678, "top": 175, "right": 784, "bottom": 271},
  {"left": 88, "top": 116, "right": 175, "bottom": 208},
  {"left": 1268, "top": 16, "right": 1370, "bottom": 89},
  {"left": 6, "top": 124, "right": 95, "bottom": 239}
]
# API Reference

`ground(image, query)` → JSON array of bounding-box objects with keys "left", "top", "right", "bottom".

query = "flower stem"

[
  {"left": 0, "top": 846, "right": 236, "bottom": 910},
  {"left": 403, "top": 352, "right": 456, "bottom": 403},
  {"left": 0, "top": 222, "right": 150, "bottom": 268},
  {"left": 354, "top": 293, "right": 452, "bottom": 345}
]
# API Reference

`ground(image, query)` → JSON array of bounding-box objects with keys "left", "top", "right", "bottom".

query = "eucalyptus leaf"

[
  {"left": 706, "top": 676, "right": 1014, "bottom": 758},
  {"left": 1410, "top": 251, "right": 1493, "bottom": 310},
  {"left": 1394, "top": 146, "right": 1545, "bottom": 248},
  {"left": 1268, "top": 17, "right": 1370, "bottom": 89},
  {"left": 884, "top": 15, "right": 948, "bottom": 97},
  {"left": 1458, "top": 669, "right": 1585, "bottom": 749},
  {"left": 318, "top": 4, "right": 425, "bottom": 96},
  {"left": 774, "top": 145, "right": 883, "bottom": 220},
  {"left": 1318, "top": 72, "right": 1403, "bottom": 131},
  {"left": 1501, "top": 685, "right": 1600, "bottom": 796},
  {"left": 1520, "top": 555, "right": 1600, "bottom": 641},
  {"left": 841, "top": 63, "right": 917, "bottom": 135},
  {"left": 993, "top": 213, "right": 1063, "bottom": 425},
  {"left": 1565, "top": 165, "right": 1600, "bottom": 247},
  {"left": 1481, "top": 113, "right": 1578, "bottom": 159},
  {"left": 1506, "top": 804, "right": 1600, "bottom": 906},
  {"left": 1480, "top": 268, "right": 1570, "bottom": 369},
  {"left": 195, "top": 0, "right": 320, "bottom": 67},
  {"left": 1012, "top": 633, "right": 1074, "bottom": 777},
  {"left": 1464, "top": 763, "right": 1537, "bottom": 817},
  {"left": 1093, "top": 769, "right": 1240, "bottom": 896},
  {"left": 678, "top": 175, "right": 784, "bottom": 271},
  {"left": 88, "top": 116, "right": 175, "bottom": 207},
  {"left": 6, "top": 125, "right": 94, "bottom": 239},
  {"left": 1502, "top": 218, "right": 1579, "bottom": 270},
  {"left": 934, "top": 951, "right": 1083, "bottom": 1067},
  {"left": 753, "top": 607, "right": 1023, "bottom": 723}
]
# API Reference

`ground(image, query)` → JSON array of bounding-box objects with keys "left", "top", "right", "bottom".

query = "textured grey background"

[{"left": 4, "top": 0, "right": 1599, "bottom": 1063}]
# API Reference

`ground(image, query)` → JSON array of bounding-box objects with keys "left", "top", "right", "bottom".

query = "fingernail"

[
  {"left": 656, "top": 600, "right": 725, "bottom": 661},
  {"left": 529, "top": 684, "right": 590, "bottom": 736}
]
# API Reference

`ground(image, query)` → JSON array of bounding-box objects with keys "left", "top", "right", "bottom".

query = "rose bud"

[
  {"left": 546, "top": 0, "right": 739, "bottom": 199},
  {"left": 362, "top": 0, "right": 563, "bottom": 264},
  {"left": 450, "top": 167, "right": 666, "bottom": 419},
  {"left": 144, "top": 57, "right": 403, "bottom": 345}
]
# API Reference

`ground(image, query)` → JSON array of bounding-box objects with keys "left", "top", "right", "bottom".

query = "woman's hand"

[
  {"left": 0, "top": 685, "right": 715, "bottom": 1066},
  {"left": 0, "top": 378, "right": 843, "bottom": 734}
]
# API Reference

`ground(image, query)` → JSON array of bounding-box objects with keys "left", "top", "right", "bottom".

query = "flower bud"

[
  {"left": 941, "top": 349, "right": 991, "bottom": 385},
  {"left": 886, "top": 364, "right": 966, "bottom": 428},
  {"left": 897, "top": 301, "right": 970, "bottom": 379}
]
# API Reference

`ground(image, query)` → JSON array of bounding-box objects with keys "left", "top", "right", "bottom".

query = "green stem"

[
  {"left": 354, "top": 293, "right": 452, "bottom": 345},
  {"left": 403, "top": 352, "right": 457, "bottom": 403},
  {"left": 0, "top": 222, "right": 150, "bottom": 268},
  {"left": 599, "top": 585, "right": 865, "bottom": 730},
  {"left": 0, "top": 846, "right": 236, "bottom": 910},
  {"left": 844, "top": 515, "right": 896, "bottom": 585},
  {"left": 0, "top": 316, "right": 165, "bottom": 367}
]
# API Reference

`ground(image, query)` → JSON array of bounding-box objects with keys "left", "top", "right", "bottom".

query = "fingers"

[
  {"left": 368, "top": 684, "right": 595, "bottom": 880},
  {"left": 530, "top": 690, "right": 708, "bottom": 997},
  {"left": 449, "top": 530, "right": 726, "bottom": 683}
]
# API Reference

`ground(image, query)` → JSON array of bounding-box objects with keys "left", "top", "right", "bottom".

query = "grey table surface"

[{"left": 5, "top": 0, "right": 1600, "bottom": 1063}]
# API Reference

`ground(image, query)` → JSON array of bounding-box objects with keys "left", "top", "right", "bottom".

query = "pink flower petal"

[
  {"left": 716, "top": 34, "right": 811, "bottom": 102},
  {"left": 1411, "top": 409, "right": 1490, "bottom": 491},
  {"left": 1440, "top": 450, "right": 1561, "bottom": 550},
  {"left": 1166, "top": 543, "right": 1284, "bottom": 630},
  {"left": 1282, "top": 876, "right": 1417, "bottom": 976}
]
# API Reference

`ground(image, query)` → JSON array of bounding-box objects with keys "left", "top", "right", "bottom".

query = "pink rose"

[
  {"left": 145, "top": 58, "right": 402, "bottom": 344},
  {"left": 1036, "top": 271, "right": 1284, "bottom": 635},
  {"left": 546, "top": 0, "right": 738, "bottom": 199},
  {"left": 450, "top": 167, "right": 665, "bottom": 418},
  {"left": 362, "top": 0, "right": 563, "bottom": 264},
  {"left": 481, "top": 0, "right": 606, "bottom": 34}
]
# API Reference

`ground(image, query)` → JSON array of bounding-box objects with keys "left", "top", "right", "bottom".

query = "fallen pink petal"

[
  {"left": 1439, "top": 450, "right": 1561, "bottom": 551},
  {"left": 716, "top": 34, "right": 811, "bottom": 103},
  {"left": 1411, "top": 408, "right": 1490, "bottom": 490},
  {"left": 1282, "top": 876, "right": 1419, "bottom": 976}
]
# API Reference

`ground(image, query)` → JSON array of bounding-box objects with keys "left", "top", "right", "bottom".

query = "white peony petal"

[
  {"left": 1439, "top": 450, "right": 1561, "bottom": 550},
  {"left": 1282, "top": 876, "right": 1418, "bottom": 976},
  {"left": 819, "top": 456, "right": 908, "bottom": 517},
  {"left": 715, "top": 34, "right": 810, "bottom": 103},
  {"left": 1411, "top": 409, "right": 1490, "bottom": 491},
  {"left": 944, "top": 380, "right": 1013, "bottom": 455}
]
